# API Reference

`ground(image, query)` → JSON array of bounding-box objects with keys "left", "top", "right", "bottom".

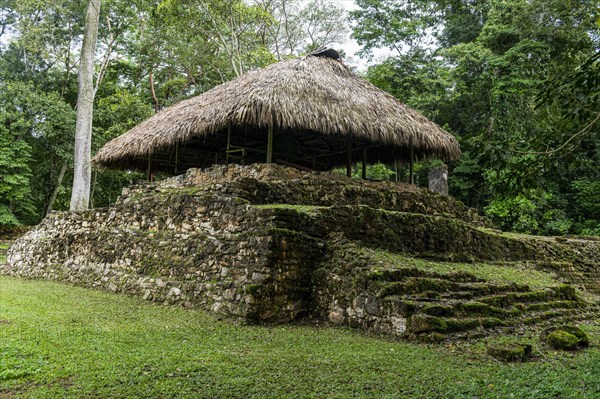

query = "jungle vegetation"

[{"left": 0, "top": 0, "right": 598, "bottom": 236}]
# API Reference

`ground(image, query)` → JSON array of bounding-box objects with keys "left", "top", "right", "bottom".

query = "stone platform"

[{"left": 3, "top": 164, "right": 600, "bottom": 340}]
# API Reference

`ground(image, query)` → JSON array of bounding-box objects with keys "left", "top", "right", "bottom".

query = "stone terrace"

[{"left": 3, "top": 164, "right": 600, "bottom": 340}]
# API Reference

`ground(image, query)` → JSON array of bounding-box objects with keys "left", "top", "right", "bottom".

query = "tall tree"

[
  {"left": 262, "top": 0, "right": 348, "bottom": 59},
  {"left": 70, "top": 0, "right": 100, "bottom": 211},
  {"left": 353, "top": 0, "right": 600, "bottom": 235}
]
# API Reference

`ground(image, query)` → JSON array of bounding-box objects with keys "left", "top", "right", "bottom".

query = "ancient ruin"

[{"left": 4, "top": 164, "right": 599, "bottom": 341}]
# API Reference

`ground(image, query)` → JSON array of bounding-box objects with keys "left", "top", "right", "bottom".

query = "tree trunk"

[
  {"left": 46, "top": 160, "right": 68, "bottom": 216},
  {"left": 70, "top": 0, "right": 100, "bottom": 211}
]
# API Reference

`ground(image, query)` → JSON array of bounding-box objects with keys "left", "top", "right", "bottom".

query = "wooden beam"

[
  {"left": 266, "top": 125, "right": 273, "bottom": 163},
  {"left": 226, "top": 126, "right": 231, "bottom": 164},
  {"left": 346, "top": 140, "right": 352, "bottom": 177},
  {"left": 362, "top": 148, "right": 367, "bottom": 179},
  {"left": 409, "top": 144, "right": 414, "bottom": 185},
  {"left": 174, "top": 143, "right": 179, "bottom": 174},
  {"left": 311, "top": 144, "right": 383, "bottom": 159},
  {"left": 146, "top": 155, "right": 152, "bottom": 181}
]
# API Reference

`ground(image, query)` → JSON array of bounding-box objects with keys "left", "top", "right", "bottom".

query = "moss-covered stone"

[
  {"left": 541, "top": 325, "right": 590, "bottom": 348},
  {"left": 546, "top": 331, "right": 580, "bottom": 350},
  {"left": 458, "top": 302, "right": 504, "bottom": 317},
  {"left": 561, "top": 326, "right": 590, "bottom": 347},
  {"left": 422, "top": 304, "right": 454, "bottom": 317},
  {"left": 408, "top": 314, "right": 448, "bottom": 333},
  {"left": 487, "top": 343, "right": 533, "bottom": 362}
]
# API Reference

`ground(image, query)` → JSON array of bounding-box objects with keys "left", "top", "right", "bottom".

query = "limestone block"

[{"left": 428, "top": 165, "right": 449, "bottom": 196}]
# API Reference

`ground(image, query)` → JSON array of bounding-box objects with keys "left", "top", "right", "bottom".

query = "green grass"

[
  {"left": 1, "top": 276, "right": 600, "bottom": 398},
  {"left": 367, "top": 248, "right": 561, "bottom": 290}
]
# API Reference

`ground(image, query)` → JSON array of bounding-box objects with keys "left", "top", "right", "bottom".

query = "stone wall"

[
  {"left": 3, "top": 164, "right": 600, "bottom": 338},
  {"left": 5, "top": 185, "right": 322, "bottom": 323}
]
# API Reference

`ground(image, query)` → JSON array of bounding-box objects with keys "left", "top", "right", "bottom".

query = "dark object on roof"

[{"left": 309, "top": 47, "right": 340, "bottom": 60}]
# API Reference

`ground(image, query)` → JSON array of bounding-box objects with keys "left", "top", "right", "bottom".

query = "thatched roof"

[{"left": 93, "top": 52, "right": 460, "bottom": 172}]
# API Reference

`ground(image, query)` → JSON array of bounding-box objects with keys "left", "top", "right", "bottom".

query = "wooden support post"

[
  {"left": 409, "top": 144, "right": 414, "bottom": 185},
  {"left": 266, "top": 125, "right": 273, "bottom": 164},
  {"left": 226, "top": 126, "right": 231, "bottom": 164},
  {"left": 147, "top": 155, "right": 152, "bottom": 181},
  {"left": 174, "top": 143, "right": 179, "bottom": 174},
  {"left": 362, "top": 148, "right": 367, "bottom": 180},
  {"left": 346, "top": 140, "right": 352, "bottom": 177}
]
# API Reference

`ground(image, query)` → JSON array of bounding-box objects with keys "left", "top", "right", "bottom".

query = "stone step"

[
  {"left": 371, "top": 267, "right": 484, "bottom": 283},
  {"left": 477, "top": 285, "right": 578, "bottom": 307},
  {"left": 406, "top": 303, "right": 589, "bottom": 339},
  {"left": 517, "top": 308, "right": 583, "bottom": 326},
  {"left": 385, "top": 295, "right": 581, "bottom": 319},
  {"left": 384, "top": 287, "right": 590, "bottom": 340},
  {"left": 407, "top": 313, "right": 507, "bottom": 335},
  {"left": 376, "top": 277, "right": 530, "bottom": 298}
]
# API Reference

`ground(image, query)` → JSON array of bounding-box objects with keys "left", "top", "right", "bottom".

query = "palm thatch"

[{"left": 93, "top": 51, "right": 460, "bottom": 173}]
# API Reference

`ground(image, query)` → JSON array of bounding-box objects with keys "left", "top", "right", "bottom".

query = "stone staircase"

[
  {"left": 373, "top": 266, "right": 590, "bottom": 340},
  {"left": 314, "top": 239, "right": 599, "bottom": 341}
]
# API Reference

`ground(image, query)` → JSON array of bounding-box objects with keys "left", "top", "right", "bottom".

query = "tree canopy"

[
  {"left": 0, "top": 0, "right": 598, "bottom": 236},
  {"left": 354, "top": 0, "right": 599, "bottom": 235}
]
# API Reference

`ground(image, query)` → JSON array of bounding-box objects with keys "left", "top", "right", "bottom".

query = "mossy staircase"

[{"left": 368, "top": 262, "right": 597, "bottom": 341}]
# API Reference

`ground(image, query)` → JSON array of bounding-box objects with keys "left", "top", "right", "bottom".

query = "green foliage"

[
  {"left": 334, "top": 163, "right": 398, "bottom": 181},
  {"left": 542, "top": 208, "right": 573, "bottom": 237},
  {"left": 0, "top": 79, "right": 75, "bottom": 223},
  {"left": 484, "top": 190, "right": 576, "bottom": 235},
  {"left": 95, "top": 88, "right": 154, "bottom": 143},
  {"left": 484, "top": 192, "right": 542, "bottom": 234},
  {"left": 355, "top": 0, "right": 600, "bottom": 236},
  {"left": 352, "top": 162, "right": 397, "bottom": 181},
  {"left": 351, "top": 0, "right": 437, "bottom": 58},
  {"left": 570, "top": 177, "right": 600, "bottom": 236},
  {"left": 0, "top": 127, "right": 32, "bottom": 227},
  {"left": 133, "top": 0, "right": 275, "bottom": 106},
  {"left": 570, "top": 179, "right": 600, "bottom": 221}
]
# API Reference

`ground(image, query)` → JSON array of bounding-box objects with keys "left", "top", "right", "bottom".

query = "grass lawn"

[{"left": 1, "top": 276, "right": 600, "bottom": 398}]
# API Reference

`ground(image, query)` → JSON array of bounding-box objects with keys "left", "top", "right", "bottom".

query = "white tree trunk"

[{"left": 70, "top": 0, "right": 101, "bottom": 211}]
